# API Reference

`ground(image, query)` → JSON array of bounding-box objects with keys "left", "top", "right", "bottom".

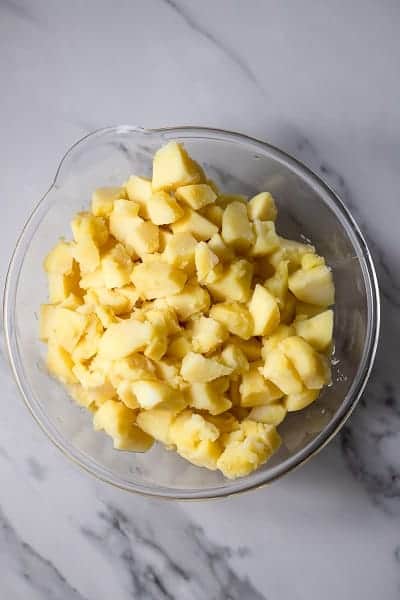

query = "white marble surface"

[{"left": 1, "top": 1, "right": 399, "bottom": 598}]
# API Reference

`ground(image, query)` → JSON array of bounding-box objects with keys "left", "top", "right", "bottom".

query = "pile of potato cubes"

[{"left": 40, "top": 141, "right": 334, "bottom": 479}]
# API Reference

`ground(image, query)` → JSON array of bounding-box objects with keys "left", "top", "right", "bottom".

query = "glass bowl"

[{"left": 4, "top": 126, "right": 380, "bottom": 499}]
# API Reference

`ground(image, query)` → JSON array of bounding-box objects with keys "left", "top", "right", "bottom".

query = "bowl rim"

[{"left": 3, "top": 125, "right": 380, "bottom": 500}]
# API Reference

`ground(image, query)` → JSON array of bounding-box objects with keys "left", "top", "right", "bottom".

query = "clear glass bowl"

[{"left": 4, "top": 126, "right": 380, "bottom": 499}]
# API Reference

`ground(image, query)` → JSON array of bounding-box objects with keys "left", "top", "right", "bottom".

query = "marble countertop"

[{"left": 1, "top": 1, "right": 399, "bottom": 598}]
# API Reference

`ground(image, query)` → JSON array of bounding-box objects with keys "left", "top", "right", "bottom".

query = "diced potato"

[
  {"left": 59, "top": 293, "right": 83, "bottom": 310},
  {"left": 166, "top": 284, "right": 210, "bottom": 320},
  {"left": 110, "top": 203, "right": 159, "bottom": 258},
  {"left": 147, "top": 191, "right": 184, "bottom": 225},
  {"left": 125, "top": 176, "right": 152, "bottom": 218},
  {"left": 48, "top": 266, "right": 81, "bottom": 303},
  {"left": 284, "top": 388, "right": 320, "bottom": 412},
  {"left": 93, "top": 400, "right": 154, "bottom": 451},
  {"left": 191, "top": 316, "right": 228, "bottom": 353},
  {"left": 216, "top": 194, "right": 247, "bottom": 209},
  {"left": 207, "top": 233, "right": 235, "bottom": 262},
  {"left": 118, "top": 285, "right": 140, "bottom": 311},
  {"left": 72, "top": 213, "right": 108, "bottom": 273},
  {"left": 131, "top": 260, "right": 187, "bottom": 299},
  {"left": 163, "top": 232, "right": 197, "bottom": 272},
  {"left": 144, "top": 314, "right": 169, "bottom": 361},
  {"left": 280, "top": 292, "right": 297, "bottom": 325},
  {"left": 79, "top": 268, "right": 105, "bottom": 290},
  {"left": 195, "top": 242, "right": 219, "bottom": 282},
  {"left": 222, "top": 201, "right": 254, "bottom": 251},
  {"left": 39, "top": 304, "right": 58, "bottom": 341},
  {"left": 171, "top": 208, "right": 218, "bottom": 241},
  {"left": 136, "top": 407, "right": 177, "bottom": 445},
  {"left": 288, "top": 265, "right": 334, "bottom": 306},
  {"left": 250, "top": 221, "right": 280, "bottom": 256},
  {"left": 69, "top": 381, "right": 116, "bottom": 409},
  {"left": 248, "top": 403, "right": 287, "bottom": 426},
  {"left": 265, "top": 261, "right": 288, "bottom": 306},
  {"left": 71, "top": 314, "right": 103, "bottom": 362},
  {"left": 248, "top": 284, "right": 280, "bottom": 336},
  {"left": 301, "top": 253, "right": 325, "bottom": 270},
  {"left": 72, "top": 362, "right": 106, "bottom": 389},
  {"left": 279, "top": 238, "right": 315, "bottom": 270},
  {"left": 116, "top": 380, "right": 140, "bottom": 409},
  {"left": 49, "top": 307, "right": 88, "bottom": 353},
  {"left": 44, "top": 241, "right": 75, "bottom": 274},
  {"left": 263, "top": 348, "right": 304, "bottom": 395},
  {"left": 131, "top": 380, "right": 184, "bottom": 411},
  {"left": 295, "top": 301, "right": 325, "bottom": 319},
  {"left": 181, "top": 352, "right": 232, "bottom": 383},
  {"left": 210, "top": 302, "right": 253, "bottom": 340},
  {"left": 279, "top": 336, "right": 328, "bottom": 389},
  {"left": 201, "top": 204, "right": 224, "bottom": 228},
  {"left": 217, "top": 420, "right": 281, "bottom": 479},
  {"left": 239, "top": 367, "right": 283, "bottom": 407},
  {"left": 294, "top": 310, "right": 333, "bottom": 352},
  {"left": 169, "top": 411, "right": 222, "bottom": 470},
  {"left": 247, "top": 192, "right": 277, "bottom": 221},
  {"left": 91, "top": 187, "right": 126, "bottom": 217},
  {"left": 109, "top": 354, "right": 157, "bottom": 387},
  {"left": 206, "top": 259, "right": 253, "bottom": 303},
  {"left": 175, "top": 183, "right": 217, "bottom": 210},
  {"left": 158, "top": 229, "right": 173, "bottom": 252},
  {"left": 261, "top": 324, "right": 295, "bottom": 360},
  {"left": 144, "top": 303, "right": 180, "bottom": 335},
  {"left": 152, "top": 142, "right": 203, "bottom": 191},
  {"left": 90, "top": 288, "right": 130, "bottom": 314},
  {"left": 101, "top": 243, "right": 133, "bottom": 288},
  {"left": 98, "top": 318, "right": 152, "bottom": 359},
  {"left": 46, "top": 342, "right": 77, "bottom": 384},
  {"left": 220, "top": 344, "right": 249, "bottom": 375},
  {"left": 188, "top": 380, "right": 232, "bottom": 415}
]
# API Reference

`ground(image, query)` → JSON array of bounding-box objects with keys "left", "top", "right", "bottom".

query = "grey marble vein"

[
  {"left": 161, "top": 0, "right": 266, "bottom": 95},
  {"left": 1, "top": 0, "right": 42, "bottom": 26},
  {"left": 26, "top": 457, "right": 47, "bottom": 481},
  {"left": 80, "top": 502, "right": 264, "bottom": 600},
  {"left": 0, "top": 506, "right": 88, "bottom": 600}
]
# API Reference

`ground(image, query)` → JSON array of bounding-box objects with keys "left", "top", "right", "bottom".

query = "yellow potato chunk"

[
  {"left": 126, "top": 175, "right": 152, "bottom": 218},
  {"left": 279, "top": 238, "right": 315, "bottom": 270},
  {"left": 44, "top": 241, "right": 75, "bottom": 274},
  {"left": 152, "top": 142, "right": 203, "bottom": 191},
  {"left": 248, "top": 403, "right": 287, "bottom": 426},
  {"left": 247, "top": 192, "right": 277, "bottom": 221},
  {"left": 201, "top": 204, "right": 224, "bottom": 228},
  {"left": 248, "top": 284, "right": 280, "bottom": 336},
  {"left": 284, "top": 388, "right": 320, "bottom": 412},
  {"left": 217, "top": 420, "right": 281, "bottom": 479},
  {"left": 71, "top": 314, "right": 103, "bottom": 362},
  {"left": 72, "top": 213, "right": 108, "bottom": 273},
  {"left": 265, "top": 261, "right": 288, "bottom": 306},
  {"left": 98, "top": 318, "right": 152, "bottom": 359},
  {"left": 239, "top": 367, "right": 284, "bottom": 407},
  {"left": 263, "top": 348, "right": 304, "bottom": 395},
  {"left": 163, "top": 232, "right": 197, "bottom": 272},
  {"left": 220, "top": 344, "right": 249, "bottom": 375},
  {"left": 101, "top": 243, "right": 133, "bottom": 288},
  {"left": 69, "top": 381, "right": 116, "bottom": 409},
  {"left": 181, "top": 352, "right": 233, "bottom": 383},
  {"left": 136, "top": 407, "right": 177, "bottom": 445},
  {"left": 131, "top": 260, "right": 187, "bottom": 299},
  {"left": 167, "top": 335, "right": 192, "bottom": 360},
  {"left": 222, "top": 201, "right": 254, "bottom": 251},
  {"left": 171, "top": 208, "right": 218, "bottom": 241},
  {"left": 279, "top": 336, "right": 328, "bottom": 389},
  {"left": 250, "top": 221, "right": 280, "bottom": 257},
  {"left": 93, "top": 400, "right": 153, "bottom": 451},
  {"left": 294, "top": 310, "right": 334, "bottom": 352},
  {"left": 147, "top": 191, "right": 184, "bottom": 225},
  {"left": 195, "top": 242, "right": 219, "bottom": 282},
  {"left": 207, "top": 233, "right": 235, "bottom": 262},
  {"left": 48, "top": 266, "right": 81, "bottom": 303},
  {"left": 130, "top": 380, "right": 184, "bottom": 411},
  {"left": 175, "top": 183, "right": 217, "bottom": 210},
  {"left": 229, "top": 337, "right": 262, "bottom": 361},
  {"left": 210, "top": 302, "right": 253, "bottom": 340},
  {"left": 261, "top": 324, "right": 295, "bottom": 360},
  {"left": 91, "top": 186, "right": 126, "bottom": 217},
  {"left": 46, "top": 342, "right": 77, "bottom": 385},
  {"left": 48, "top": 307, "right": 88, "bottom": 353},
  {"left": 288, "top": 265, "right": 334, "bottom": 306},
  {"left": 188, "top": 379, "right": 232, "bottom": 415},
  {"left": 206, "top": 259, "right": 253, "bottom": 303},
  {"left": 191, "top": 316, "right": 228, "bottom": 353},
  {"left": 166, "top": 284, "right": 210, "bottom": 320},
  {"left": 169, "top": 411, "right": 222, "bottom": 470},
  {"left": 39, "top": 304, "right": 58, "bottom": 341}
]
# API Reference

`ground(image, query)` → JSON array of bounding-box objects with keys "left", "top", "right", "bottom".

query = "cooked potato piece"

[
  {"left": 126, "top": 176, "right": 152, "bottom": 218},
  {"left": 166, "top": 284, "right": 210, "bottom": 320},
  {"left": 91, "top": 186, "right": 126, "bottom": 217},
  {"left": 248, "top": 284, "right": 280, "bottom": 336},
  {"left": 201, "top": 204, "right": 224, "bottom": 228},
  {"left": 167, "top": 335, "right": 193, "bottom": 360},
  {"left": 279, "top": 238, "right": 315, "bottom": 270},
  {"left": 171, "top": 208, "right": 218, "bottom": 241},
  {"left": 222, "top": 201, "right": 254, "bottom": 251},
  {"left": 163, "top": 232, "right": 197, "bottom": 272},
  {"left": 265, "top": 261, "right": 288, "bottom": 306},
  {"left": 136, "top": 407, "right": 177, "bottom": 445},
  {"left": 195, "top": 242, "right": 219, "bottom": 282},
  {"left": 101, "top": 243, "right": 133, "bottom": 288},
  {"left": 220, "top": 344, "right": 249, "bottom": 375},
  {"left": 284, "top": 388, "right": 320, "bottom": 412},
  {"left": 175, "top": 183, "right": 217, "bottom": 210},
  {"left": 181, "top": 352, "right": 233, "bottom": 383},
  {"left": 240, "top": 367, "right": 283, "bottom": 407},
  {"left": 147, "top": 191, "right": 184, "bottom": 225},
  {"left": 289, "top": 265, "right": 334, "bottom": 306},
  {"left": 49, "top": 307, "right": 88, "bottom": 353},
  {"left": 279, "top": 336, "right": 328, "bottom": 389},
  {"left": 93, "top": 400, "right": 154, "bottom": 451},
  {"left": 188, "top": 380, "right": 232, "bottom": 415},
  {"left": 263, "top": 348, "right": 304, "bottom": 395},
  {"left": 46, "top": 342, "right": 77, "bottom": 385},
  {"left": 130, "top": 380, "right": 184, "bottom": 411},
  {"left": 228, "top": 336, "right": 262, "bottom": 361},
  {"left": 191, "top": 316, "right": 228, "bottom": 353},
  {"left": 294, "top": 310, "right": 334, "bottom": 352},
  {"left": 152, "top": 142, "right": 203, "bottom": 191},
  {"left": 207, "top": 233, "right": 235, "bottom": 262},
  {"left": 248, "top": 403, "right": 287, "bottom": 426},
  {"left": 98, "top": 318, "right": 152, "bottom": 359},
  {"left": 210, "top": 302, "right": 253, "bottom": 340},
  {"left": 248, "top": 192, "right": 277, "bottom": 221},
  {"left": 250, "top": 221, "right": 280, "bottom": 256},
  {"left": 261, "top": 324, "right": 295, "bottom": 360},
  {"left": 169, "top": 411, "right": 222, "bottom": 470},
  {"left": 206, "top": 259, "right": 253, "bottom": 303},
  {"left": 131, "top": 260, "right": 187, "bottom": 299},
  {"left": 44, "top": 241, "right": 75, "bottom": 274}
]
